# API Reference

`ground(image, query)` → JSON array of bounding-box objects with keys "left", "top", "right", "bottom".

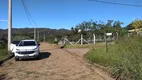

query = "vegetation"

[
  {"left": 0, "top": 19, "right": 142, "bottom": 79},
  {"left": 1, "top": 20, "right": 127, "bottom": 44},
  {"left": 0, "top": 49, "right": 8, "bottom": 60},
  {"left": 71, "top": 20, "right": 123, "bottom": 34},
  {"left": 68, "top": 20, "right": 128, "bottom": 42},
  {"left": 0, "top": 43, "right": 7, "bottom": 60},
  {"left": 65, "top": 42, "right": 112, "bottom": 48},
  {"left": 127, "top": 19, "right": 142, "bottom": 29},
  {"left": 0, "top": 28, "right": 70, "bottom": 43},
  {"left": 87, "top": 36, "right": 142, "bottom": 80},
  {"left": 0, "top": 19, "right": 141, "bottom": 43}
]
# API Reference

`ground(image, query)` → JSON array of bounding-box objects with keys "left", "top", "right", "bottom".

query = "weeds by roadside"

[
  {"left": 65, "top": 42, "right": 113, "bottom": 48},
  {"left": 0, "top": 49, "right": 8, "bottom": 61},
  {"left": 0, "top": 43, "right": 8, "bottom": 60},
  {"left": 87, "top": 36, "right": 142, "bottom": 80}
]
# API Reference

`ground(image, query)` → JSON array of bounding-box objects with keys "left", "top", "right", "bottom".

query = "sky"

[{"left": 0, "top": 0, "right": 142, "bottom": 30}]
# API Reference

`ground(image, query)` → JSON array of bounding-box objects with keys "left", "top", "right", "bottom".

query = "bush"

[{"left": 87, "top": 36, "right": 142, "bottom": 80}]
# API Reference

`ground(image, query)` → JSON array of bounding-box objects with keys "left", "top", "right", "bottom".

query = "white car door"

[{"left": 10, "top": 44, "right": 16, "bottom": 52}]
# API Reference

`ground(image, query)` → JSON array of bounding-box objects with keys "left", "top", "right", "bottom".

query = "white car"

[
  {"left": 10, "top": 40, "right": 20, "bottom": 53},
  {"left": 14, "top": 40, "right": 40, "bottom": 61}
]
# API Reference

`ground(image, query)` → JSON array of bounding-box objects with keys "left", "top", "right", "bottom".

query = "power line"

[
  {"left": 21, "top": 0, "right": 37, "bottom": 40},
  {"left": 89, "top": 0, "right": 142, "bottom": 7},
  {"left": 23, "top": 0, "right": 36, "bottom": 25},
  {"left": 21, "top": 0, "right": 33, "bottom": 26}
]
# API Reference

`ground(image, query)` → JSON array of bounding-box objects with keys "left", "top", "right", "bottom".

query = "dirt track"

[{"left": 0, "top": 43, "right": 113, "bottom": 80}]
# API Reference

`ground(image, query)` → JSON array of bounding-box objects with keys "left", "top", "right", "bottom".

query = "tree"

[
  {"left": 127, "top": 19, "right": 142, "bottom": 29},
  {"left": 70, "top": 27, "right": 75, "bottom": 34},
  {"left": 102, "top": 20, "right": 113, "bottom": 33},
  {"left": 113, "top": 21, "right": 123, "bottom": 32}
]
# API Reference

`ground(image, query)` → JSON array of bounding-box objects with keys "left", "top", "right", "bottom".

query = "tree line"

[
  {"left": 0, "top": 19, "right": 142, "bottom": 43},
  {"left": 70, "top": 19, "right": 142, "bottom": 36}
]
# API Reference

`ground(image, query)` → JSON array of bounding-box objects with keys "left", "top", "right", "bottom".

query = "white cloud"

[{"left": 0, "top": 19, "right": 8, "bottom": 22}]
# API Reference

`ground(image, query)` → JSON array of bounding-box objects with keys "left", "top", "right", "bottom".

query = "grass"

[
  {"left": 0, "top": 49, "right": 8, "bottom": 60},
  {"left": 0, "top": 48, "right": 7, "bottom": 80},
  {"left": 65, "top": 42, "right": 114, "bottom": 48},
  {"left": 87, "top": 36, "right": 142, "bottom": 80}
]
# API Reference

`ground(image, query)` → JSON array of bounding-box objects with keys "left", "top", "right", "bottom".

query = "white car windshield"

[
  {"left": 19, "top": 41, "right": 36, "bottom": 46},
  {"left": 12, "top": 41, "right": 20, "bottom": 46}
]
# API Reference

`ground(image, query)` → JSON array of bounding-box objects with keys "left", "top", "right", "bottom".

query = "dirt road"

[{"left": 0, "top": 43, "right": 113, "bottom": 80}]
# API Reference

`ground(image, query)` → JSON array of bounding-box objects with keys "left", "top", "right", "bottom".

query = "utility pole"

[
  {"left": 105, "top": 33, "right": 108, "bottom": 53},
  {"left": 93, "top": 34, "right": 96, "bottom": 44},
  {"left": 44, "top": 33, "right": 45, "bottom": 42},
  {"left": 81, "top": 34, "right": 83, "bottom": 45},
  {"left": 37, "top": 30, "right": 39, "bottom": 42},
  {"left": 8, "top": 0, "right": 12, "bottom": 52},
  {"left": 34, "top": 24, "right": 36, "bottom": 40},
  {"left": 116, "top": 32, "right": 118, "bottom": 42}
]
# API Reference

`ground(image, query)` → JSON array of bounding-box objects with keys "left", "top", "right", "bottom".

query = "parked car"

[
  {"left": 14, "top": 40, "right": 40, "bottom": 61},
  {"left": 10, "top": 40, "right": 21, "bottom": 53}
]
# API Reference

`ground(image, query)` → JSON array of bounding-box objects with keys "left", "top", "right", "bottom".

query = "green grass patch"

[
  {"left": 87, "top": 36, "right": 142, "bottom": 80},
  {"left": 0, "top": 49, "right": 8, "bottom": 60}
]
